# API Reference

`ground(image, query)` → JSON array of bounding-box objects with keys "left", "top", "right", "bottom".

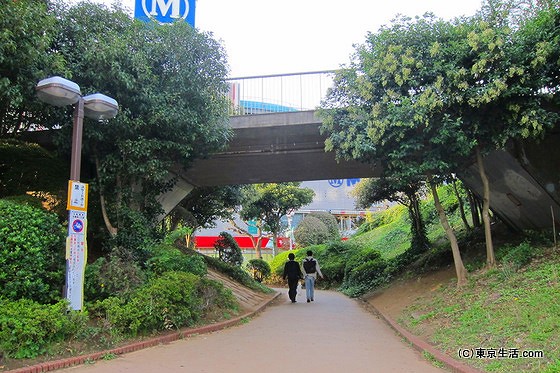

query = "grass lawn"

[{"left": 399, "top": 247, "right": 560, "bottom": 372}]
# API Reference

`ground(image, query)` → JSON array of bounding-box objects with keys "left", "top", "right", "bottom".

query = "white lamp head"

[
  {"left": 83, "top": 93, "right": 119, "bottom": 120},
  {"left": 36, "top": 76, "right": 81, "bottom": 106}
]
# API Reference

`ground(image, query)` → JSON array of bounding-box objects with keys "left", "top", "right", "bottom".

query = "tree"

[
  {"left": 320, "top": 6, "right": 560, "bottom": 283},
  {"left": 294, "top": 215, "right": 330, "bottom": 247},
  {"left": 0, "top": 0, "right": 67, "bottom": 138},
  {"left": 320, "top": 15, "right": 474, "bottom": 285},
  {"left": 308, "top": 211, "right": 340, "bottom": 241},
  {"left": 43, "top": 2, "right": 232, "bottom": 257},
  {"left": 441, "top": 4, "right": 560, "bottom": 268},
  {"left": 229, "top": 217, "right": 269, "bottom": 259},
  {"left": 353, "top": 177, "right": 429, "bottom": 256},
  {"left": 214, "top": 232, "right": 243, "bottom": 266},
  {"left": 239, "top": 183, "right": 314, "bottom": 257}
]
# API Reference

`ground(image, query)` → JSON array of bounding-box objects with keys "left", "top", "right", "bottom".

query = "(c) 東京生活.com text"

[{"left": 458, "top": 347, "right": 544, "bottom": 359}]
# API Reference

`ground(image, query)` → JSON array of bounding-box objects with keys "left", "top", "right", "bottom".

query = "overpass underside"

[{"left": 182, "top": 111, "right": 381, "bottom": 187}]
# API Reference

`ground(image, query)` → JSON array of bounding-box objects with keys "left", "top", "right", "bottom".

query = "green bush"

[
  {"left": 246, "top": 259, "right": 271, "bottom": 282},
  {"left": 308, "top": 211, "right": 340, "bottom": 240},
  {"left": 92, "top": 271, "right": 239, "bottom": 336},
  {"left": 203, "top": 254, "right": 272, "bottom": 293},
  {"left": 146, "top": 244, "right": 207, "bottom": 277},
  {"left": 196, "top": 277, "right": 238, "bottom": 313},
  {"left": 84, "top": 248, "right": 146, "bottom": 302},
  {"left": 93, "top": 271, "right": 202, "bottom": 336},
  {"left": 315, "top": 241, "right": 357, "bottom": 286},
  {"left": 0, "top": 299, "right": 87, "bottom": 358},
  {"left": 340, "top": 248, "right": 387, "bottom": 297},
  {"left": 0, "top": 200, "right": 65, "bottom": 303},
  {"left": 294, "top": 216, "right": 330, "bottom": 247},
  {"left": 214, "top": 231, "right": 243, "bottom": 266}
]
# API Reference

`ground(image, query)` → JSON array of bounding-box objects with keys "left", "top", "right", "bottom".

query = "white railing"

[{"left": 226, "top": 70, "right": 336, "bottom": 116}]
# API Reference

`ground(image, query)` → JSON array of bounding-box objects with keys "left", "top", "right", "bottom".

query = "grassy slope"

[
  {"left": 399, "top": 248, "right": 560, "bottom": 373},
  {"left": 349, "top": 199, "right": 560, "bottom": 372}
]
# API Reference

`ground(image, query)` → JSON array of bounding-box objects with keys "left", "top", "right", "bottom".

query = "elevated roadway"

[{"left": 181, "top": 110, "right": 380, "bottom": 187}]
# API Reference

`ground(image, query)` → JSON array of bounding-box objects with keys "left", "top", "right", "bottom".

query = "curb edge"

[{"left": 360, "top": 300, "right": 484, "bottom": 373}]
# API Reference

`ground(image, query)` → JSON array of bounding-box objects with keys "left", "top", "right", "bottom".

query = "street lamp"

[{"left": 36, "top": 76, "right": 118, "bottom": 310}]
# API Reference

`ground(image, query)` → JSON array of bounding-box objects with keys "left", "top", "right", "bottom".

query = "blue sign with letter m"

[{"left": 135, "top": 0, "right": 196, "bottom": 26}]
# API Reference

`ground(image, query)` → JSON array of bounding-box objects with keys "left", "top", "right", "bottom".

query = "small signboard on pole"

[
  {"left": 67, "top": 181, "right": 88, "bottom": 211},
  {"left": 66, "top": 180, "right": 88, "bottom": 310}
]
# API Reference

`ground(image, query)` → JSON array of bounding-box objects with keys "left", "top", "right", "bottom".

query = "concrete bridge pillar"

[{"left": 156, "top": 172, "right": 194, "bottom": 221}]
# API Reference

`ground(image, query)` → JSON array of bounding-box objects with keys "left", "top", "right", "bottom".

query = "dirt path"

[{"left": 60, "top": 289, "right": 445, "bottom": 373}]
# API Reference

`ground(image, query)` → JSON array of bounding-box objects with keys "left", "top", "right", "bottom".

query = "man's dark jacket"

[{"left": 283, "top": 260, "right": 303, "bottom": 280}]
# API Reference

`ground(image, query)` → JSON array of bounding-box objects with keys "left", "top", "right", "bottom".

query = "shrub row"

[
  {"left": 0, "top": 200, "right": 65, "bottom": 304},
  {"left": 90, "top": 271, "right": 237, "bottom": 336},
  {"left": 0, "top": 299, "right": 87, "bottom": 358}
]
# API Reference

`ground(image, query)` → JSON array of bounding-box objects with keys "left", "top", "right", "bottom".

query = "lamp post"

[{"left": 36, "top": 76, "right": 118, "bottom": 311}]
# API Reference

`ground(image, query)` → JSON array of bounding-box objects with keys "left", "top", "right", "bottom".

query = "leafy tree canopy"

[
  {"left": 239, "top": 182, "right": 314, "bottom": 241},
  {"left": 169, "top": 185, "right": 244, "bottom": 230},
  {"left": 0, "top": 0, "right": 67, "bottom": 137}
]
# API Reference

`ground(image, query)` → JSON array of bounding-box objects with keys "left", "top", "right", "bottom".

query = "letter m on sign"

[{"left": 135, "top": 0, "right": 196, "bottom": 26}]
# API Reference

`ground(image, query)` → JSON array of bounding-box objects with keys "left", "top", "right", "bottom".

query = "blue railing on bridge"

[{"left": 226, "top": 70, "right": 335, "bottom": 116}]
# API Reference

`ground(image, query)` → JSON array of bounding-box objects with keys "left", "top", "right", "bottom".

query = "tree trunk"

[
  {"left": 452, "top": 177, "right": 471, "bottom": 231},
  {"left": 254, "top": 235, "right": 263, "bottom": 259},
  {"left": 429, "top": 175, "right": 467, "bottom": 287},
  {"left": 229, "top": 219, "right": 263, "bottom": 259},
  {"left": 406, "top": 191, "right": 429, "bottom": 254},
  {"left": 467, "top": 189, "right": 482, "bottom": 227},
  {"left": 272, "top": 232, "right": 277, "bottom": 257},
  {"left": 95, "top": 156, "right": 117, "bottom": 237},
  {"left": 476, "top": 147, "right": 496, "bottom": 269}
]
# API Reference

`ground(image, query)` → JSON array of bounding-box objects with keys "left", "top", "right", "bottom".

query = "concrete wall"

[{"left": 459, "top": 133, "right": 560, "bottom": 231}]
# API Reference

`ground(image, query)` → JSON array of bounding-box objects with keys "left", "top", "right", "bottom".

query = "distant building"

[{"left": 194, "top": 178, "right": 388, "bottom": 253}]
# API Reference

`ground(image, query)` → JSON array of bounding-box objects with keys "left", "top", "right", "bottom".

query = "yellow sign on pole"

[{"left": 67, "top": 180, "right": 88, "bottom": 211}]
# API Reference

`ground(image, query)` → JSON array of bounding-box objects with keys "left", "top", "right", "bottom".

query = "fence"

[{"left": 226, "top": 70, "right": 336, "bottom": 116}]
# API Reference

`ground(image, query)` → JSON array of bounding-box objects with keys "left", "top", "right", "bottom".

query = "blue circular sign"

[
  {"left": 328, "top": 179, "right": 344, "bottom": 188},
  {"left": 72, "top": 219, "right": 84, "bottom": 233}
]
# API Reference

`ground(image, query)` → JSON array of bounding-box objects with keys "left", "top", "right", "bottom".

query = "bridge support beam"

[{"left": 156, "top": 172, "right": 194, "bottom": 222}]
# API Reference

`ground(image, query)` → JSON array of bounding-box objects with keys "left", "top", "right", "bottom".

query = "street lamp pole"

[
  {"left": 70, "top": 98, "right": 84, "bottom": 181},
  {"left": 36, "top": 76, "right": 118, "bottom": 311}
]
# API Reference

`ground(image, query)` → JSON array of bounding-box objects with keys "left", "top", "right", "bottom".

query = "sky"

[{"left": 78, "top": 0, "right": 484, "bottom": 77}]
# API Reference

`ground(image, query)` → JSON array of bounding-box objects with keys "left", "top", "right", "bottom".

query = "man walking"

[
  {"left": 283, "top": 253, "right": 303, "bottom": 303},
  {"left": 302, "top": 250, "right": 324, "bottom": 303}
]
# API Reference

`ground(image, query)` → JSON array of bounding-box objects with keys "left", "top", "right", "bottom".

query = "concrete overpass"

[
  {"left": 160, "top": 113, "right": 560, "bottom": 232},
  {"left": 156, "top": 110, "right": 381, "bottom": 218},
  {"left": 183, "top": 110, "right": 380, "bottom": 186}
]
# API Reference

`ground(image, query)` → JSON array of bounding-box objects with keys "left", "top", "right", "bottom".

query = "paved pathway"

[{"left": 61, "top": 289, "right": 445, "bottom": 373}]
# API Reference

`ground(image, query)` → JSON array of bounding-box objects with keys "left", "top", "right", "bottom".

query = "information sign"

[{"left": 67, "top": 181, "right": 88, "bottom": 211}]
